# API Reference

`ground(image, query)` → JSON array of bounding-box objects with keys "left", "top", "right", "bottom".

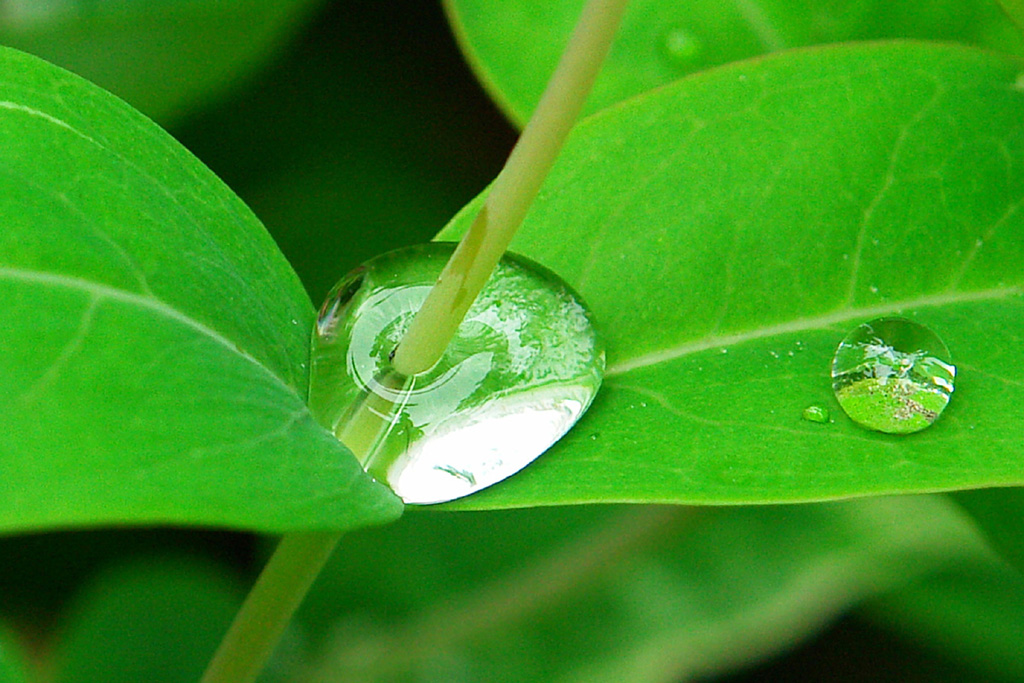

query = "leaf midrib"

[
  {"left": 607, "top": 286, "right": 1021, "bottom": 376},
  {"left": 0, "top": 265, "right": 297, "bottom": 394}
]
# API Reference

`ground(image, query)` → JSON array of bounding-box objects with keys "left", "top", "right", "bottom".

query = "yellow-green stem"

[
  {"left": 200, "top": 532, "right": 342, "bottom": 683},
  {"left": 391, "top": 0, "right": 630, "bottom": 377},
  {"left": 201, "top": 1, "right": 630, "bottom": 681}
]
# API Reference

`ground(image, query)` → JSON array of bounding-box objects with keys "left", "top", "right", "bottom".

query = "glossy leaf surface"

[
  {"left": 0, "top": 0, "right": 324, "bottom": 122},
  {"left": 438, "top": 43, "right": 1024, "bottom": 509},
  {"left": 446, "top": 0, "right": 1024, "bottom": 125},
  {"left": 0, "top": 47, "right": 400, "bottom": 533},
  {"left": 294, "top": 496, "right": 985, "bottom": 681}
]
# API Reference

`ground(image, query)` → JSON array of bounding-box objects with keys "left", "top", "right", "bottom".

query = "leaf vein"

[
  {"left": 18, "top": 294, "right": 101, "bottom": 404},
  {"left": 607, "top": 286, "right": 1021, "bottom": 376},
  {"left": 0, "top": 101, "right": 101, "bottom": 146},
  {"left": 0, "top": 266, "right": 294, "bottom": 393},
  {"left": 844, "top": 73, "right": 945, "bottom": 304}
]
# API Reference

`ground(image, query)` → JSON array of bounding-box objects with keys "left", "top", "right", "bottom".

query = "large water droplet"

[
  {"left": 831, "top": 317, "right": 955, "bottom": 434},
  {"left": 310, "top": 244, "right": 604, "bottom": 504}
]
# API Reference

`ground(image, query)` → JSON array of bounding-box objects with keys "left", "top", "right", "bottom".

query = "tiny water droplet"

[
  {"left": 309, "top": 244, "right": 604, "bottom": 504},
  {"left": 831, "top": 317, "right": 955, "bottom": 434},
  {"left": 802, "top": 405, "right": 830, "bottom": 423},
  {"left": 659, "top": 27, "right": 703, "bottom": 68}
]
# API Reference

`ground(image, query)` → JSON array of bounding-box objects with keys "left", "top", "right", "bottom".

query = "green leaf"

[
  {"left": 0, "top": 0, "right": 325, "bottom": 122},
  {"left": 437, "top": 43, "right": 1024, "bottom": 509},
  {"left": 953, "top": 487, "right": 1024, "bottom": 573},
  {"left": 446, "top": 0, "right": 1024, "bottom": 126},
  {"left": 296, "top": 496, "right": 987, "bottom": 681},
  {"left": 52, "top": 556, "right": 302, "bottom": 683},
  {"left": 0, "top": 47, "right": 401, "bottom": 533},
  {"left": 866, "top": 562, "right": 1024, "bottom": 682},
  {"left": 0, "top": 623, "right": 29, "bottom": 683}
]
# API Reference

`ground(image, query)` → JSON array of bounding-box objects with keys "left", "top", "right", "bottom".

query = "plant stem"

[
  {"left": 201, "top": 374, "right": 411, "bottom": 683},
  {"left": 200, "top": 532, "right": 342, "bottom": 683},
  {"left": 390, "top": 0, "right": 630, "bottom": 377},
  {"left": 202, "top": 2, "right": 629, "bottom": 680}
]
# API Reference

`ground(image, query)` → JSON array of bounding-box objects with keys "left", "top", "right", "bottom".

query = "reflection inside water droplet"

[
  {"left": 831, "top": 317, "right": 955, "bottom": 434},
  {"left": 309, "top": 244, "right": 604, "bottom": 504},
  {"left": 802, "top": 405, "right": 830, "bottom": 424}
]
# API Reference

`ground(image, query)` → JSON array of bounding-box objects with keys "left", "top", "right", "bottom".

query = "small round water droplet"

[
  {"left": 831, "top": 317, "right": 955, "bottom": 434},
  {"left": 309, "top": 244, "right": 604, "bottom": 504},
  {"left": 802, "top": 405, "right": 830, "bottom": 424},
  {"left": 660, "top": 27, "right": 703, "bottom": 68}
]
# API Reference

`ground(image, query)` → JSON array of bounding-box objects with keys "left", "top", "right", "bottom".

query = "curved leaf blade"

[
  {"left": 446, "top": 0, "right": 1024, "bottom": 126},
  {"left": 0, "top": 47, "right": 401, "bottom": 532},
  {"left": 438, "top": 43, "right": 1024, "bottom": 509}
]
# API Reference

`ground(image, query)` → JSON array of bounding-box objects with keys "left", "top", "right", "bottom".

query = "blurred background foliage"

[{"left": 1, "top": 1, "right": 1023, "bottom": 681}]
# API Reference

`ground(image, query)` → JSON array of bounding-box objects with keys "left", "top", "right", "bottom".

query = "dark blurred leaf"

[
  {"left": 866, "top": 562, "right": 1024, "bottom": 682},
  {"left": 293, "top": 496, "right": 987, "bottom": 682},
  {"left": 0, "top": 0, "right": 325, "bottom": 122},
  {"left": 998, "top": 0, "right": 1024, "bottom": 33},
  {"left": 0, "top": 528, "right": 254, "bottom": 623},
  {"left": 52, "top": 556, "right": 302, "bottom": 683},
  {"left": 446, "top": 0, "right": 1024, "bottom": 125},
  {"left": 0, "top": 623, "right": 28, "bottom": 683},
  {"left": 953, "top": 487, "right": 1024, "bottom": 574},
  {"left": 174, "top": 1, "right": 516, "bottom": 303}
]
